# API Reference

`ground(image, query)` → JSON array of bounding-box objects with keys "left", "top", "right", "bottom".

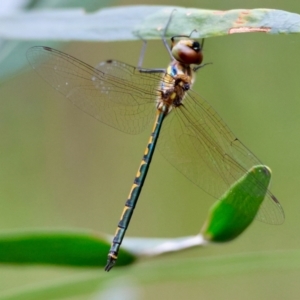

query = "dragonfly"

[{"left": 26, "top": 13, "right": 284, "bottom": 272}]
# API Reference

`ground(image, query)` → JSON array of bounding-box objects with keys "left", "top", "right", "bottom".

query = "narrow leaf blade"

[
  {"left": 201, "top": 165, "right": 272, "bottom": 242},
  {"left": 0, "top": 229, "right": 136, "bottom": 267}
]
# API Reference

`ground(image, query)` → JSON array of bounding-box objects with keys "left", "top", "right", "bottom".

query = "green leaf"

[
  {"left": 0, "top": 229, "right": 135, "bottom": 267},
  {"left": 3, "top": 6, "right": 300, "bottom": 81},
  {"left": 0, "top": 229, "right": 206, "bottom": 269},
  {"left": 201, "top": 165, "right": 271, "bottom": 242},
  {"left": 137, "top": 7, "right": 300, "bottom": 39},
  {"left": 1, "top": 6, "right": 300, "bottom": 41},
  {"left": 0, "top": 0, "right": 112, "bottom": 81},
  {"left": 0, "top": 6, "right": 158, "bottom": 42}
]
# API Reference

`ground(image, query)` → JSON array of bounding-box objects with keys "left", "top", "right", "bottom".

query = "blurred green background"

[{"left": 1, "top": 0, "right": 300, "bottom": 299}]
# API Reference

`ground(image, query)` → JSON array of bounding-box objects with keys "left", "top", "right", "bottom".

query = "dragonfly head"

[{"left": 171, "top": 39, "right": 203, "bottom": 66}]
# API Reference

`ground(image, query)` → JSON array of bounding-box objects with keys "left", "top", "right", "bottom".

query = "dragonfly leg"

[
  {"left": 136, "top": 34, "right": 166, "bottom": 74},
  {"left": 200, "top": 38, "right": 205, "bottom": 50},
  {"left": 193, "top": 62, "right": 213, "bottom": 72},
  {"left": 137, "top": 34, "right": 148, "bottom": 69},
  {"left": 161, "top": 9, "right": 177, "bottom": 60},
  {"left": 170, "top": 29, "right": 198, "bottom": 41},
  {"left": 139, "top": 68, "right": 166, "bottom": 74},
  {"left": 137, "top": 9, "right": 176, "bottom": 65}
]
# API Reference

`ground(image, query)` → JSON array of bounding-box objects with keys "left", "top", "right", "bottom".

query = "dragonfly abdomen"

[{"left": 105, "top": 110, "right": 166, "bottom": 271}]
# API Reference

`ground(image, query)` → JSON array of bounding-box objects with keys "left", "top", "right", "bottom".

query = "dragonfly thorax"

[{"left": 157, "top": 61, "right": 194, "bottom": 114}]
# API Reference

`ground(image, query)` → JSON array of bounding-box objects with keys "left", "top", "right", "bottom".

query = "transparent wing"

[
  {"left": 27, "top": 46, "right": 284, "bottom": 224},
  {"left": 158, "top": 89, "right": 284, "bottom": 224},
  {"left": 26, "top": 46, "right": 162, "bottom": 134}
]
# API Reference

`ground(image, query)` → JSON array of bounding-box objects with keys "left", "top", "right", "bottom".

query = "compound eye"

[
  {"left": 172, "top": 40, "right": 203, "bottom": 65},
  {"left": 192, "top": 41, "right": 201, "bottom": 52}
]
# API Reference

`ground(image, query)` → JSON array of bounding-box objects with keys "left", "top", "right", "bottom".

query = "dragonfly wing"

[
  {"left": 27, "top": 46, "right": 160, "bottom": 134},
  {"left": 158, "top": 89, "right": 284, "bottom": 224},
  {"left": 255, "top": 191, "right": 284, "bottom": 224},
  {"left": 94, "top": 60, "right": 164, "bottom": 103}
]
